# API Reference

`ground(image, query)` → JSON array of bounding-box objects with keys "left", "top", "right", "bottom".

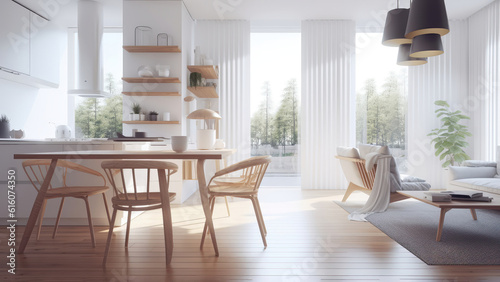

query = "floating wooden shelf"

[
  {"left": 122, "top": 121, "right": 180, "bottom": 125},
  {"left": 187, "top": 65, "right": 218, "bottom": 79},
  {"left": 122, "top": 92, "right": 180, "bottom": 97},
  {"left": 123, "top": 46, "right": 181, "bottom": 53},
  {"left": 187, "top": 86, "right": 218, "bottom": 98},
  {"left": 122, "top": 77, "right": 181, "bottom": 83}
]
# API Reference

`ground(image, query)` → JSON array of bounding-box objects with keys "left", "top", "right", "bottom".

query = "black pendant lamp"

[
  {"left": 382, "top": 1, "right": 412, "bottom": 47},
  {"left": 397, "top": 44, "right": 427, "bottom": 66},
  {"left": 405, "top": 0, "right": 450, "bottom": 39},
  {"left": 410, "top": 33, "right": 444, "bottom": 58}
]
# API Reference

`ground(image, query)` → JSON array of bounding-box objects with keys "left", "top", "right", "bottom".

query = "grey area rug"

[{"left": 335, "top": 199, "right": 500, "bottom": 265}]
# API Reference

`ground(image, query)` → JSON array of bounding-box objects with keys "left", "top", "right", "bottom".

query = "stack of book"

[
  {"left": 425, "top": 191, "right": 493, "bottom": 202},
  {"left": 441, "top": 191, "right": 493, "bottom": 202}
]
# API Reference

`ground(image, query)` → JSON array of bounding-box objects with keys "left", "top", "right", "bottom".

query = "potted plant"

[
  {"left": 189, "top": 72, "right": 202, "bottom": 88},
  {"left": 149, "top": 111, "right": 159, "bottom": 121},
  {"left": 0, "top": 115, "right": 10, "bottom": 138},
  {"left": 428, "top": 100, "right": 472, "bottom": 167},
  {"left": 132, "top": 103, "right": 141, "bottom": 121}
]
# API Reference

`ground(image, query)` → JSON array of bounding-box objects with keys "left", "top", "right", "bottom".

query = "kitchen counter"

[{"left": 0, "top": 138, "right": 116, "bottom": 145}]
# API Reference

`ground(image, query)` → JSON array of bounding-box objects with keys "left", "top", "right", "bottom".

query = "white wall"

[{"left": 0, "top": 76, "right": 68, "bottom": 139}]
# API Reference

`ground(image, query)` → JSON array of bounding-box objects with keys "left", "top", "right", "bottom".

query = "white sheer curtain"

[
  {"left": 301, "top": 20, "right": 356, "bottom": 189},
  {"left": 468, "top": 0, "right": 500, "bottom": 161},
  {"left": 194, "top": 20, "right": 251, "bottom": 163},
  {"left": 407, "top": 21, "right": 469, "bottom": 188}
]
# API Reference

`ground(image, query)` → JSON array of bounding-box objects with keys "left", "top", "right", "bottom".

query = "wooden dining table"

[{"left": 14, "top": 149, "right": 235, "bottom": 256}]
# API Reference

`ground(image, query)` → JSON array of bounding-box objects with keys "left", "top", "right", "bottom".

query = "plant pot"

[
  {"left": 0, "top": 122, "right": 10, "bottom": 138},
  {"left": 140, "top": 114, "right": 146, "bottom": 121},
  {"left": 133, "top": 114, "right": 140, "bottom": 121},
  {"left": 150, "top": 115, "right": 158, "bottom": 121}
]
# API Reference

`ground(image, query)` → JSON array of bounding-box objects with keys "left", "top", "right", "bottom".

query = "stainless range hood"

[{"left": 68, "top": 0, "right": 109, "bottom": 97}]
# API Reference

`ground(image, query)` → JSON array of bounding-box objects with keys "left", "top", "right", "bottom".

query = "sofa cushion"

[
  {"left": 450, "top": 178, "right": 500, "bottom": 195},
  {"left": 463, "top": 160, "right": 497, "bottom": 167},
  {"left": 337, "top": 146, "right": 360, "bottom": 158},
  {"left": 398, "top": 182, "right": 431, "bottom": 192},
  {"left": 449, "top": 166, "right": 497, "bottom": 181},
  {"left": 337, "top": 147, "right": 364, "bottom": 188},
  {"left": 358, "top": 144, "right": 389, "bottom": 158},
  {"left": 497, "top": 147, "right": 500, "bottom": 176}
]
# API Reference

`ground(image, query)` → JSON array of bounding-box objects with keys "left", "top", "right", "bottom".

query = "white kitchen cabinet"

[
  {"left": 0, "top": 1, "right": 59, "bottom": 88},
  {"left": 0, "top": 0, "right": 30, "bottom": 75},
  {"left": 30, "top": 12, "right": 61, "bottom": 86}
]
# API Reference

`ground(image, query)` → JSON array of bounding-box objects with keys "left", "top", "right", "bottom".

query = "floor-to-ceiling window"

[
  {"left": 250, "top": 32, "right": 301, "bottom": 186},
  {"left": 356, "top": 32, "right": 409, "bottom": 172},
  {"left": 70, "top": 29, "right": 123, "bottom": 139}
]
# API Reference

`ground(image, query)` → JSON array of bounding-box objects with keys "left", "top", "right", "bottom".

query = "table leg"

[
  {"left": 196, "top": 159, "right": 219, "bottom": 256},
  {"left": 470, "top": 208, "right": 477, "bottom": 220},
  {"left": 436, "top": 207, "right": 451, "bottom": 242},
  {"left": 18, "top": 159, "right": 58, "bottom": 254}
]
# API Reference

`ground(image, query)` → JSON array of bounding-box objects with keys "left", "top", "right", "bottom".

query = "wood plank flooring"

[{"left": 2, "top": 188, "right": 500, "bottom": 281}]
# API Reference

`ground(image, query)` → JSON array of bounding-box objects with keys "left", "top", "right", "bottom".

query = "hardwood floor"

[{"left": 2, "top": 188, "right": 500, "bottom": 281}]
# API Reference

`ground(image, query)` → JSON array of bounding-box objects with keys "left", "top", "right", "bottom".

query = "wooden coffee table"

[{"left": 397, "top": 191, "right": 500, "bottom": 241}]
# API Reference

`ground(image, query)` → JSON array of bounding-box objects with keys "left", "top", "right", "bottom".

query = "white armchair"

[{"left": 336, "top": 145, "right": 431, "bottom": 202}]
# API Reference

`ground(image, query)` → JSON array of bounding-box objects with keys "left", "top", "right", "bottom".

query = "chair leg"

[
  {"left": 36, "top": 199, "right": 48, "bottom": 240},
  {"left": 125, "top": 210, "right": 132, "bottom": 248},
  {"left": 342, "top": 183, "right": 361, "bottom": 202},
  {"left": 83, "top": 196, "right": 96, "bottom": 248},
  {"left": 160, "top": 192, "right": 174, "bottom": 265},
  {"left": 200, "top": 196, "right": 216, "bottom": 250},
  {"left": 102, "top": 193, "right": 111, "bottom": 225},
  {"left": 224, "top": 196, "right": 230, "bottom": 217},
  {"left": 52, "top": 197, "right": 66, "bottom": 239},
  {"left": 250, "top": 196, "right": 267, "bottom": 247},
  {"left": 102, "top": 208, "right": 118, "bottom": 267},
  {"left": 253, "top": 197, "right": 267, "bottom": 236}
]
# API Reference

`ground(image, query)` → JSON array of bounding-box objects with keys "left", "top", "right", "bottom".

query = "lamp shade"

[
  {"left": 186, "top": 109, "right": 221, "bottom": 119},
  {"left": 397, "top": 44, "right": 427, "bottom": 66},
  {"left": 405, "top": 0, "right": 449, "bottom": 39},
  {"left": 382, "top": 8, "right": 412, "bottom": 47},
  {"left": 409, "top": 34, "right": 444, "bottom": 58}
]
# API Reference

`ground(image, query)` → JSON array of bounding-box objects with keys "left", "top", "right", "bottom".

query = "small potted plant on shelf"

[
  {"left": 132, "top": 103, "right": 141, "bottom": 121},
  {"left": 149, "top": 111, "right": 159, "bottom": 121},
  {"left": 189, "top": 72, "right": 202, "bottom": 88},
  {"left": 0, "top": 115, "right": 10, "bottom": 138}
]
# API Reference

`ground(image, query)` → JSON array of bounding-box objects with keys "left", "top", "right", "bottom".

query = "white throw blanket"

[{"left": 348, "top": 154, "right": 392, "bottom": 221}]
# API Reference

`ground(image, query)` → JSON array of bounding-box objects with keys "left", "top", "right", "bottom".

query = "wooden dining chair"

[
  {"left": 213, "top": 158, "right": 253, "bottom": 217},
  {"left": 200, "top": 156, "right": 271, "bottom": 248},
  {"left": 101, "top": 160, "right": 178, "bottom": 266},
  {"left": 22, "top": 159, "right": 111, "bottom": 248}
]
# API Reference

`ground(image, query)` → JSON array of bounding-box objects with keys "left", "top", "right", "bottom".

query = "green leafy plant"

[
  {"left": 428, "top": 100, "right": 472, "bottom": 167},
  {"left": 189, "top": 72, "right": 202, "bottom": 88},
  {"left": 0, "top": 115, "right": 9, "bottom": 123},
  {"left": 132, "top": 103, "right": 141, "bottom": 114}
]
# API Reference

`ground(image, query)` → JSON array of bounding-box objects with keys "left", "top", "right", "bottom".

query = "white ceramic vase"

[{"left": 196, "top": 129, "right": 215, "bottom": 150}]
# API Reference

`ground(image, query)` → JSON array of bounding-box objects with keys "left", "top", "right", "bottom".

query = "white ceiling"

[{"left": 14, "top": 0, "right": 497, "bottom": 28}]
